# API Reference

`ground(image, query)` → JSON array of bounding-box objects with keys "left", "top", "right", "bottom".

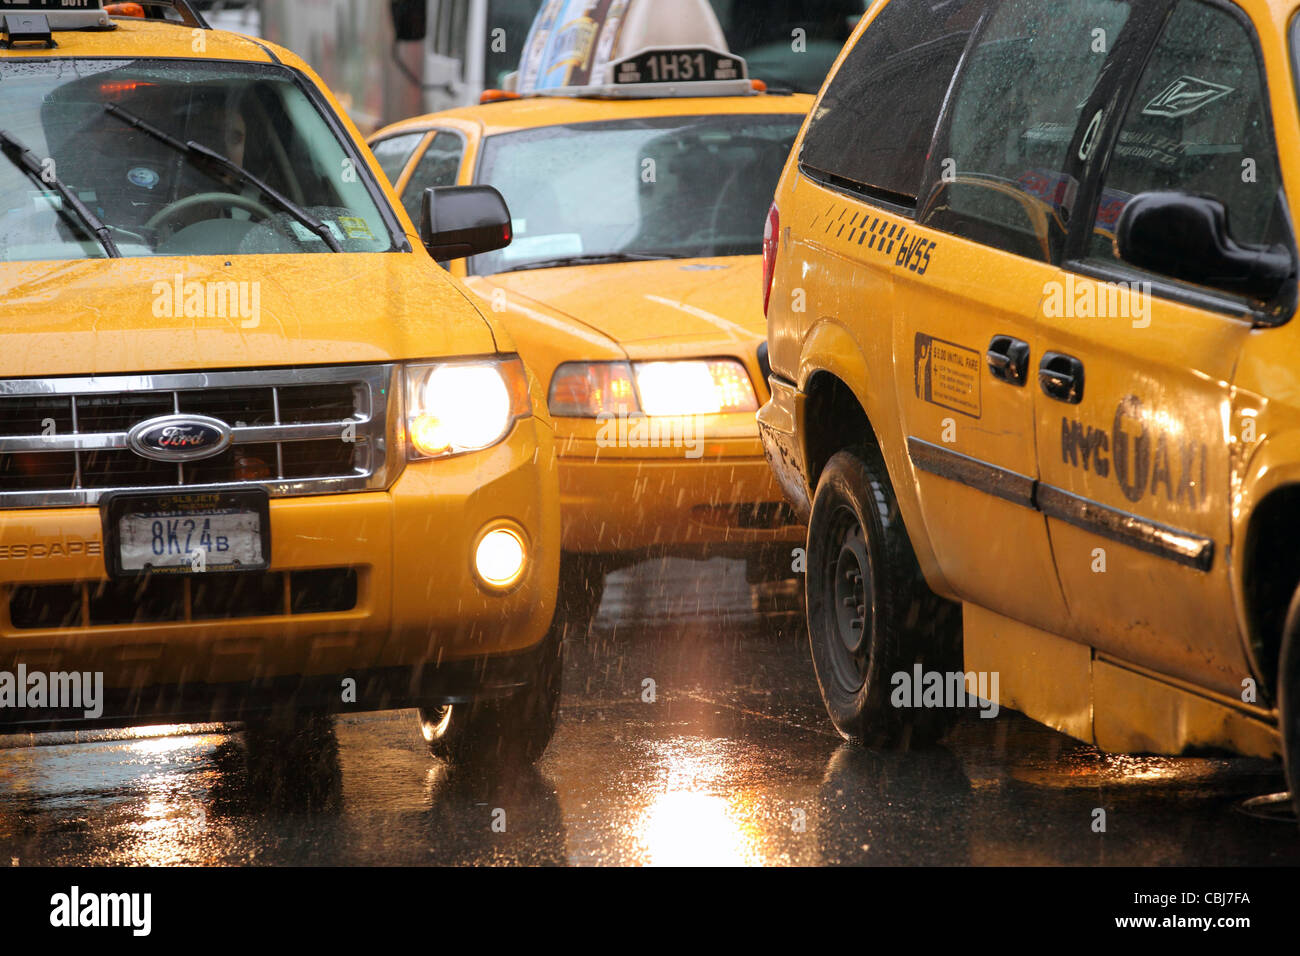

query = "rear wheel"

[
  {"left": 805, "top": 444, "right": 961, "bottom": 747},
  {"left": 417, "top": 618, "right": 564, "bottom": 768},
  {"left": 1278, "top": 586, "right": 1300, "bottom": 824}
]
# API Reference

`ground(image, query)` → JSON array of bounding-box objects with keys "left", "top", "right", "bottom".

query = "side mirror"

[
  {"left": 419, "top": 186, "right": 512, "bottom": 260},
  {"left": 1117, "top": 191, "right": 1293, "bottom": 301},
  {"left": 389, "top": 0, "right": 427, "bottom": 42}
]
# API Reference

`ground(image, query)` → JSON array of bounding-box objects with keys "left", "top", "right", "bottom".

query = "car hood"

[
  {"left": 0, "top": 253, "right": 497, "bottom": 377},
  {"left": 472, "top": 256, "right": 765, "bottom": 351}
]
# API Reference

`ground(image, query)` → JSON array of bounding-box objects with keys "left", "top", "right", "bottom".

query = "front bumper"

[
  {"left": 756, "top": 374, "right": 812, "bottom": 523},
  {"left": 0, "top": 417, "right": 560, "bottom": 728},
  {"left": 554, "top": 412, "right": 804, "bottom": 556}
]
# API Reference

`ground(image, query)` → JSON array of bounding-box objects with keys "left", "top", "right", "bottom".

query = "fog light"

[{"left": 474, "top": 526, "right": 527, "bottom": 590}]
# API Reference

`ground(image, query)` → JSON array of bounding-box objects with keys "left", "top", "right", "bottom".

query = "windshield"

[
  {"left": 467, "top": 113, "right": 802, "bottom": 275},
  {"left": 0, "top": 58, "right": 397, "bottom": 263}
]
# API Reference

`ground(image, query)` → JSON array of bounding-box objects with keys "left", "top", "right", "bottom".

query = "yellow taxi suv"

[
  {"left": 370, "top": 0, "right": 810, "bottom": 621},
  {"left": 760, "top": 0, "right": 1300, "bottom": 817},
  {"left": 0, "top": 0, "right": 563, "bottom": 766}
]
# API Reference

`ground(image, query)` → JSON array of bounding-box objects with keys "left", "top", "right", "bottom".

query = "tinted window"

[
  {"left": 919, "top": 0, "right": 1136, "bottom": 261},
  {"left": 1089, "top": 0, "right": 1285, "bottom": 265},
  {"left": 799, "top": 0, "right": 989, "bottom": 206},
  {"left": 401, "top": 131, "right": 467, "bottom": 222},
  {"left": 371, "top": 132, "right": 425, "bottom": 186}
]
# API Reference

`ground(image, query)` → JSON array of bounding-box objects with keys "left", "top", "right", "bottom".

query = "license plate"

[{"left": 101, "top": 489, "right": 270, "bottom": 577}]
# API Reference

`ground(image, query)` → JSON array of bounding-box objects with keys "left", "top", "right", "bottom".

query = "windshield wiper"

[
  {"left": 104, "top": 103, "right": 344, "bottom": 253},
  {"left": 508, "top": 252, "right": 673, "bottom": 273},
  {"left": 0, "top": 129, "right": 121, "bottom": 258}
]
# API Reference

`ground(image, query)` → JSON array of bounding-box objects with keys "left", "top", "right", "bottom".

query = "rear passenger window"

[
  {"left": 371, "top": 132, "right": 425, "bottom": 186},
  {"left": 1088, "top": 0, "right": 1286, "bottom": 266},
  {"left": 401, "top": 131, "right": 467, "bottom": 222},
  {"left": 799, "top": 0, "right": 989, "bottom": 208},
  {"left": 919, "top": 0, "right": 1138, "bottom": 262}
]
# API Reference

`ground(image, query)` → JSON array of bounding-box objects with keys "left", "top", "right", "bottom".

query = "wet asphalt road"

[{"left": 0, "top": 557, "right": 1297, "bottom": 866}]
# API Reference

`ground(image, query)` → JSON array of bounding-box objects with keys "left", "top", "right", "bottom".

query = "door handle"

[
  {"left": 1039, "top": 352, "right": 1085, "bottom": 404},
  {"left": 986, "top": 335, "right": 1030, "bottom": 386}
]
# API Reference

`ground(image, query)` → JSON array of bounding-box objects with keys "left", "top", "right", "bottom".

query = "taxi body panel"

[
  {"left": 762, "top": 0, "right": 1300, "bottom": 759},
  {"left": 0, "top": 14, "right": 560, "bottom": 730},
  {"left": 373, "top": 93, "right": 813, "bottom": 564},
  {"left": 2, "top": 253, "right": 499, "bottom": 375}
]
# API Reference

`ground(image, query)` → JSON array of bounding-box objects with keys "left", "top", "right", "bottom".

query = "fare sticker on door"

[{"left": 914, "top": 333, "right": 982, "bottom": 419}]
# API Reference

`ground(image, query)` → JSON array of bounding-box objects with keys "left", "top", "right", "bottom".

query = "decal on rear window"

[{"left": 1142, "top": 75, "right": 1235, "bottom": 118}]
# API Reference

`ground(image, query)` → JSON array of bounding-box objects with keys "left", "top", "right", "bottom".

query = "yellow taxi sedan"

[
  {"left": 0, "top": 0, "right": 561, "bottom": 767},
  {"left": 372, "top": 65, "right": 811, "bottom": 621}
]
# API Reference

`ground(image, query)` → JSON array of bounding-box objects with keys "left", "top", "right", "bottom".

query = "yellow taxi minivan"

[
  {"left": 371, "top": 0, "right": 810, "bottom": 621},
  {"left": 761, "top": 0, "right": 1300, "bottom": 816},
  {"left": 0, "top": 0, "right": 562, "bottom": 766}
]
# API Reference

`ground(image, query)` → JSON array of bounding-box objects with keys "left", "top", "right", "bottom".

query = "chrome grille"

[{"left": 0, "top": 365, "right": 396, "bottom": 509}]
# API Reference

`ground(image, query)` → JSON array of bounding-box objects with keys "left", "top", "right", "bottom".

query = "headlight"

[
  {"left": 547, "top": 359, "right": 757, "bottom": 418},
  {"left": 633, "top": 360, "right": 757, "bottom": 416},
  {"left": 404, "top": 357, "right": 531, "bottom": 459}
]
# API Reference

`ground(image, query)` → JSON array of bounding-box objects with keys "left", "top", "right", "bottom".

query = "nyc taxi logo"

[{"left": 1061, "top": 395, "right": 1209, "bottom": 509}]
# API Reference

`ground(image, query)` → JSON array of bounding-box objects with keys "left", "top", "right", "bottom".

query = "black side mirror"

[
  {"left": 1117, "top": 191, "right": 1293, "bottom": 301},
  {"left": 390, "top": 0, "right": 427, "bottom": 42},
  {"left": 419, "top": 186, "right": 512, "bottom": 260}
]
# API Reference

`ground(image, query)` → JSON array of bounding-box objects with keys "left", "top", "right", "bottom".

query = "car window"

[
  {"left": 798, "top": 0, "right": 989, "bottom": 207},
  {"left": 918, "top": 0, "right": 1138, "bottom": 262},
  {"left": 0, "top": 59, "right": 397, "bottom": 262},
  {"left": 465, "top": 113, "right": 803, "bottom": 275},
  {"left": 401, "top": 131, "right": 467, "bottom": 222},
  {"left": 371, "top": 132, "right": 426, "bottom": 186},
  {"left": 1088, "top": 0, "right": 1286, "bottom": 267}
]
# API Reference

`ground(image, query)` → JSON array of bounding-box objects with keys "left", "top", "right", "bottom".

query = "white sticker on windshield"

[
  {"left": 501, "top": 233, "right": 584, "bottom": 262},
  {"left": 1143, "top": 75, "right": 1234, "bottom": 118}
]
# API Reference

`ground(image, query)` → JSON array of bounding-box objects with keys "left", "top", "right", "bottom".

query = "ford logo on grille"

[{"left": 127, "top": 415, "right": 233, "bottom": 463}]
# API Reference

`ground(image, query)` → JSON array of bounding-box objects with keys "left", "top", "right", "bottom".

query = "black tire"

[
  {"left": 1278, "top": 586, "right": 1300, "bottom": 824},
  {"left": 805, "top": 444, "right": 962, "bottom": 748},
  {"left": 417, "top": 617, "right": 564, "bottom": 767},
  {"left": 555, "top": 552, "right": 606, "bottom": 631}
]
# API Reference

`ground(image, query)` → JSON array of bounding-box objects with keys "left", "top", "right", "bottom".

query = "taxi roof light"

[
  {"left": 0, "top": 0, "right": 210, "bottom": 30},
  {"left": 0, "top": 12, "right": 53, "bottom": 47},
  {"left": 514, "top": 0, "right": 755, "bottom": 101}
]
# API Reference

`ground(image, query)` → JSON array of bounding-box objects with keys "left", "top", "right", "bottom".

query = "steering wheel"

[{"left": 145, "top": 191, "right": 278, "bottom": 233}]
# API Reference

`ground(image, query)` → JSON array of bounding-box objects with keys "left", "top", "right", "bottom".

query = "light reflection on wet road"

[{"left": 0, "top": 557, "right": 1296, "bottom": 866}]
